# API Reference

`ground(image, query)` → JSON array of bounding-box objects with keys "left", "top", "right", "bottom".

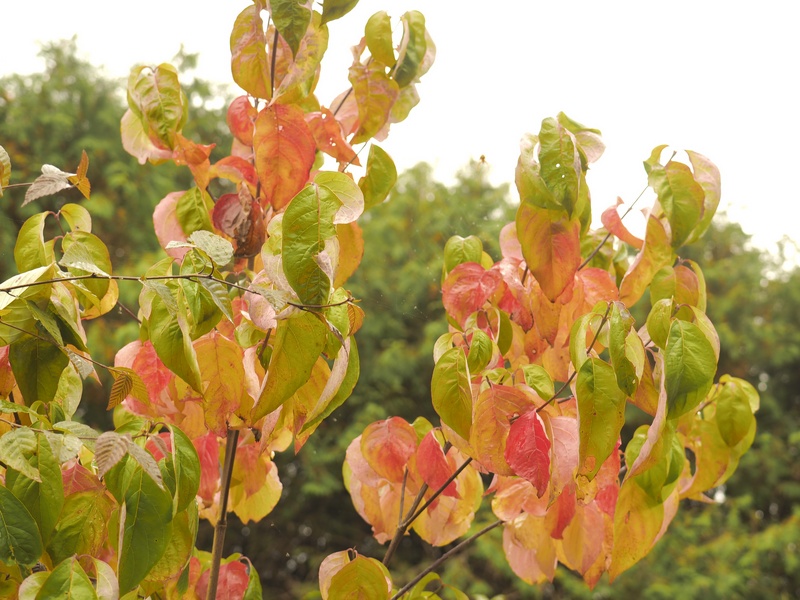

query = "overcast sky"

[{"left": 2, "top": 1, "right": 798, "bottom": 259}]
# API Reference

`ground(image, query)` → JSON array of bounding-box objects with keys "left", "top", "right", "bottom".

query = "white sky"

[{"left": 2, "top": 1, "right": 798, "bottom": 258}]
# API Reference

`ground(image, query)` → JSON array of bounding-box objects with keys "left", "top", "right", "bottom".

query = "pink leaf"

[{"left": 442, "top": 262, "right": 503, "bottom": 327}]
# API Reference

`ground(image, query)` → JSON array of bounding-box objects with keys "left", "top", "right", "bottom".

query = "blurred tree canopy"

[{"left": 2, "top": 40, "right": 799, "bottom": 599}]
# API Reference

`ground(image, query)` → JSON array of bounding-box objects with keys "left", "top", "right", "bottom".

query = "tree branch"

[{"left": 389, "top": 519, "right": 503, "bottom": 600}]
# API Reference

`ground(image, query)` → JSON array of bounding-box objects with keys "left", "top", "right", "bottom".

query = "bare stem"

[
  {"left": 0, "top": 271, "right": 355, "bottom": 310},
  {"left": 206, "top": 428, "right": 240, "bottom": 600},
  {"left": 389, "top": 519, "right": 503, "bottom": 600}
]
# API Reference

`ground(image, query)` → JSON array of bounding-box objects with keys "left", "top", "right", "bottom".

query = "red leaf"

[
  {"left": 254, "top": 104, "right": 315, "bottom": 210},
  {"left": 442, "top": 263, "right": 503, "bottom": 327},
  {"left": 305, "top": 108, "right": 360, "bottom": 165},
  {"left": 361, "top": 417, "right": 418, "bottom": 482},
  {"left": 197, "top": 560, "right": 249, "bottom": 600},
  {"left": 61, "top": 460, "right": 103, "bottom": 496},
  {"left": 416, "top": 430, "right": 459, "bottom": 498},
  {"left": 505, "top": 411, "right": 551, "bottom": 497},
  {"left": 193, "top": 432, "right": 221, "bottom": 504},
  {"left": 601, "top": 197, "right": 643, "bottom": 249},
  {"left": 227, "top": 96, "right": 257, "bottom": 145}
]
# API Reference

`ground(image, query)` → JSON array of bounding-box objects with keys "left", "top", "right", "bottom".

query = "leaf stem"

[
  {"left": 206, "top": 428, "right": 240, "bottom": 600},
  {"left": 389, "top": 519, "right": 503, "bottom": 600}
]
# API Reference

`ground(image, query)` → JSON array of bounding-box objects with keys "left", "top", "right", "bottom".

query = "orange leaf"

[
  {"left": 516, "top": 205, "right": 581, "bottom": 302},
  {"left": 254, "top": 104, "right": 315, "bottom": 210},
  {"left": 600, "top": 197, "right": 643, "bottom": 249},
  {"left": 66, "top": 150, "right": 91, "bottom": 200},
  {"left": 227, "top": 96, "right": 257, "bottom": 145},
  {"left": 306, "top": 108, "right": 360, "bottom": 165}
]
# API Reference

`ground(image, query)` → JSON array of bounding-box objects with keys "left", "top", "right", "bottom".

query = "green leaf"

[
  {"left": 576, "top": 358, "right": 627, "bottom": 480},
  {"left": 27, "top": 301, "right": 64, "bottom": 346},
  {"left": 300, "top": 337, "right": 360, "bottom": 434},
  {"left": 14, "top": 213, "right": 51, "bottom": 272},
  {"left": 60, "top": 231, "right": 113, "bottom": 301},
  {"left": 271, "top": 0, "right": 312, "bottom": 57},
  {"left": 315, "top": 171, "right": 364, "bottom": 224},
  {"left": 0, "top": 144, "right": 10, "bottom": 195},
  {"left": 252, "top": 311, "right": 328, "bottom": 421},
  {"left": 358, "top": 144, "right": 396, "bottom": 210},
  {"left": 34, "top": 556, "right": 98, "bottom": 600},
  {"left": 328, "top": 555, "right": 391, "bottom": 599},
  {"left": 443, "top": 235, "right": 483, "bottom": 273},
  {"left": 349, "top": 61, "right": 400, "bottom": 144},
  {"left": 569, "top": 303, "right": 607, "bottom": 372},
  {"left": 393, "top": 11, "right": 427, "bottom": 88},
  {"left": 10, "top": 336, "right": 69, "bottom": 405},
  {"left": 647, "top": 155, "right": 705, "bottom": 248},
  {"left": 467, "top": 329, "right": 493, "bottom": 373},
  {"left": 47, "top": 490, "right": 114, "bottom": 565},
  {"left": 521, "top": 364, "right": 555, "bottom": 400},
  {"left": 609, "top": 479, "right": 665, "bottom": 581},
  {"left": 127, "top": 63, "right": 185, "bottom": 149},
  {"left": 665, "top": 320, "right": 717, "bottom": 418},
  {"left": 117, "top": 467, "right": 173, "bottom": 593},
  {"left": 176, "top": 188, "right": 214, "bottom": 237},
  {"left": 538, "top": 117, "right": 581, "bottom": 215},
  {"left": 179, "top": 251, "right": 222, "bottom": 339},
  {"left": 609, "top": 301, "right": 643, "bottom": 396},
  {"left": 5, "top": 433, "right": 63, "bottom": 546},
  {"left": 143, "top": 507, "right": 194, "bottom": 585},
  {"left": 0, "top": 428, "right": 41, "bottom": 483},
  {"left": 282, "top": 183, "right": 340, "bottom": 306},
  {"left": 58, "top": 203, "right": 92, "bottom": 233},
  {"left": 716, "top": 377, "right": 758, "bottom": 447},
  {"left": 168, "top": 425, "right": 201, "bottom": 513},
  {"left": 148, "top": 293, "right": 202, "bottom": 392},
  {"left": 321, "top": 0, "right": 359, "bottom": 24},
  {"left": 365, "top": 11, "right": 395, "bottom": 66},
  {"left": 431, "top": 347, "right": 472, "bottom": 441},
  {"left": 0, "top": 484, "right": 43, "bottom": 568},
  {"left": 187, "top": 230, "right": 234, "bottom": 267}
]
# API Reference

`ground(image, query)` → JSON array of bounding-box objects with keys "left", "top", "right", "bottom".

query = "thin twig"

[
  {"left": 207, "top": 428, "right": 240, "bottom": 600},
  {"left": 407, "top": 456, "right": 473, "bottom": 525},
  {"left": 389, "top": 520, "right": 504, "bottom": 600},
  {"left": 269, "top": 28, "right": 280, "bottom": 97},
  {"left": 578, "top": 150, "right": 678, "bottom": 271},
  {"left": 0, "top": 271, "right": 355, "bottom": 310}
]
